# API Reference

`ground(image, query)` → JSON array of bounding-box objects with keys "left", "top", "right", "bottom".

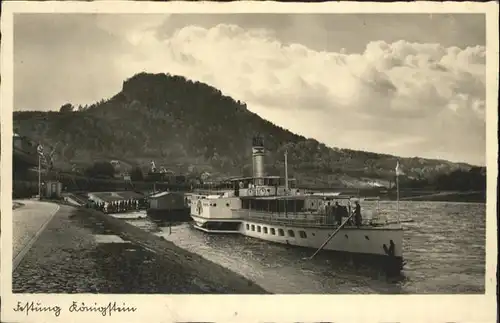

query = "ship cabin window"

[
  {"left": 232, "top": 178, "right": 253, "bottom": 189},
  {"left": 278, "top": 229, "right": 284, "bottom": 236},
  {"left": 246, "top": 224, "right": 249, "bottom": 230},
  {"left": 263, "top": 227, "right": 268, "bottom": 234},
  {"left": 270, "top": 228, "right": 276, "bottom": 235},
  {"left": 264, "top": 177, "right": 280, "bottom": 186},
  {"left": 251, "top": 225, "right": 255, "bottom": 231},
  {"left": 241, "top": 197, "right": 305, "bottom": 213},
  {"left": 288, "top": 230, "right": 295, "bottom": 238},
  {"left": 257, "top": 226, "right": 261, "bottom": 233},
  {"left": 299, "top": 231, "right": 307, "bottom": 239}
]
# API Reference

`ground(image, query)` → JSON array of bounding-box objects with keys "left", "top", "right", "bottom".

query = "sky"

[{"left": 13, "top": 13, "right": 486, "bottom": 165}]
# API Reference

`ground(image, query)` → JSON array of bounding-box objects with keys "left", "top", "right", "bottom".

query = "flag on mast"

[{"left": 37, "top": 144, "right": 44, "bottom": 157}]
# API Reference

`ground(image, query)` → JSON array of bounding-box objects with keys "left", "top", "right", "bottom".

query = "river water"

[{"left": 124, "top": 201, "right": 485, "bottom": 294}]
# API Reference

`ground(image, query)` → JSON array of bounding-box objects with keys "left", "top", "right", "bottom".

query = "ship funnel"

[{"left": 252, "top": 136, "right": 265, "bottom": 178}]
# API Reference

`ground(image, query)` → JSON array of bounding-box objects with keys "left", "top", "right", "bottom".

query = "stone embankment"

[{"left": 13, "top": 202, "right": 268, "bottom": 294}]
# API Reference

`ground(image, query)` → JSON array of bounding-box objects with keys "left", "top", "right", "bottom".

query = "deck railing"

[
  {"left": 234, "top": 209, "right": 345, "bottom": 227},
  {"left": 233, "top": 209, "right": 391, "bottom": 228},
  {"left": 192, "top": 189, "right": 234, "bottom": 196}
]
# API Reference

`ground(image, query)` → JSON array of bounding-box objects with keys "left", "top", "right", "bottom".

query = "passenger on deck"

[
  {"left": 334, "top": 202, "right": 343, "bottom": 226},
  {"left": 345, "top": 206, "right": 352, "bottom": 224},
  {"left": 234, "top": 183, "right": 240, "bottom": 197},
  {"left": 325, "top": 203, "right": 334, "bottom": 224},
  {"left": 318, "top": 200, "right": 326, "bottom": 215},
  {"left": 354, "top": 201, "right": 362, "bottom": 227}
]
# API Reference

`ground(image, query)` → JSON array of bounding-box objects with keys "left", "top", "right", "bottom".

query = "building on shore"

[
  {"left": 44, "top": 180, "right": 63, "bottom": 199},
  {"left": 147, "top": 191, "right": 190, "bottom": 222}
]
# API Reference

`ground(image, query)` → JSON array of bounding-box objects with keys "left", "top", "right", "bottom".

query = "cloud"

[{"left": 117, "top": 23, "right": 485, "bottom": 164}]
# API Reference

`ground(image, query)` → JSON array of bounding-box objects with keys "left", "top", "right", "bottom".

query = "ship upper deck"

[{"left": 233, "top": 209, "right": 401, "bottom": 230}]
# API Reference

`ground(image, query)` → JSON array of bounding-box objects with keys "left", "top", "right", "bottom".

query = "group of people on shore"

[{"left": 87, "top": 198, "right": 148, "bottom": 214}]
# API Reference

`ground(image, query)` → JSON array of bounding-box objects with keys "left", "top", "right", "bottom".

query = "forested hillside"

[{"left": 13, "top": 72, "right": 485, "bottom": 189}]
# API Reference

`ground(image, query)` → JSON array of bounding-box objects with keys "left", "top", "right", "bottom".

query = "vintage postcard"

[{"left": 1, "top": 1, "right": 498, "bottom": 322}]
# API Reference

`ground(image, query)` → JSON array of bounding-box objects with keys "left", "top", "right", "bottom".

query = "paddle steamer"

[{"left": 190, "top": 136, "right": 404, "bottom": 271}]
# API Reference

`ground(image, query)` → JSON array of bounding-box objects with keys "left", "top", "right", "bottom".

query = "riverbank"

[
  {"left": 396, "top": 191, "right": 486, "bottom": 203},
  {"left": 13, "top": 203, "right": 268, "bottom": 294},
  {"left": 12, "top": 202, "right": 25, "bottom": 210}
]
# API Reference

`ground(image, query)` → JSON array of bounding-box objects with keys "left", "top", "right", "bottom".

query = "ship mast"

[
  {"left": 396, "top": 160, "right": 401, "bottom": 224},
  {"left": 284, "top": 150, "right": 289, "bottom": 191}
]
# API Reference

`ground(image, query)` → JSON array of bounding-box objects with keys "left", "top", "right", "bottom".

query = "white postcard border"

[{"left": 1, "top": 1, "right": 498, "bottom": 322}]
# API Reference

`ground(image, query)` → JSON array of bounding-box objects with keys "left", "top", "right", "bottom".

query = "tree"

[
  {"left": 130, "top": 166, "right": 144, "bottom": 181},
  {"left": 85, "top": 161, "right": 115, "bottom": 178},
  {"left": 60, "top": 103, "right": 74, "bottom": 113}
]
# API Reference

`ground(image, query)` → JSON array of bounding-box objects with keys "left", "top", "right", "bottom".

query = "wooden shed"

[
  {"left": 148, "top": 191, "right": 185, "bottom": 210},
  {"left": 147, "top": 191, "right": 190, "bottom": 222}
]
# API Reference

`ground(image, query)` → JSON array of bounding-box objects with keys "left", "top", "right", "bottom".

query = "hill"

[{"left": 13, "top": 72, "right": 486, "bottom": 189}]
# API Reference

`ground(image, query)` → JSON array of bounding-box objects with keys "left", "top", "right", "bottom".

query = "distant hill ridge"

[{"left": 13, "top": 72, "right": 484, "bottom": 189}]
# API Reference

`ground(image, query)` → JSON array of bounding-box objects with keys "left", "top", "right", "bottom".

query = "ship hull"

[
  {"left": 241, "top": 219, "right": 404, "bottom": 273},
  {"left": 189, "top": 214, "right": 404, "bottom": 273},
  {"left": 241, "top": 219, "right": 403, "bottom": 257}
]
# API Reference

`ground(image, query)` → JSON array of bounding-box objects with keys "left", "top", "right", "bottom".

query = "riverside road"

[
  {"left": 11, "top": 200, "right": 267, "bottom": 294},
  {"left": 12, "top": 200, "right": 60, "bottom": 270}
]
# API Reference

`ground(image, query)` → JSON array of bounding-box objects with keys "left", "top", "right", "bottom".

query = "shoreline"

[{"left": 383, "top": 191, "right": 486, "bottom": 203}]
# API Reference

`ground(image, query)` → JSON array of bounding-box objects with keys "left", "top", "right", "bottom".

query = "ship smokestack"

[{"left": 252, "top": 136, "right": 265, "bottom": 178}]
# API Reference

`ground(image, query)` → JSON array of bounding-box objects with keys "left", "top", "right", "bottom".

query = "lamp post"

[
  {"left": 37, "top": 144, "right": 44, "bottom": 200},
  {"left": 284, "top": 150, "right": 288, "bottom": 192}
]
